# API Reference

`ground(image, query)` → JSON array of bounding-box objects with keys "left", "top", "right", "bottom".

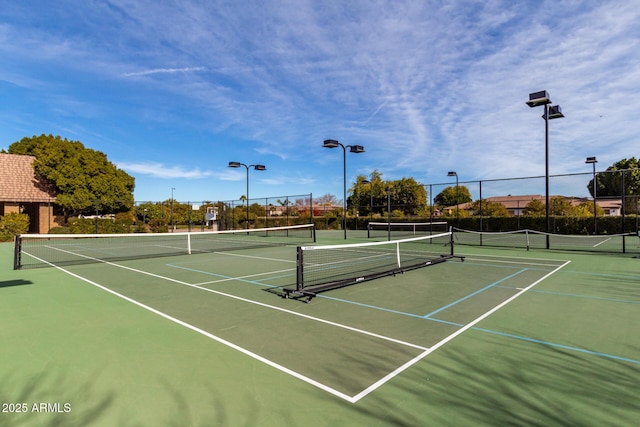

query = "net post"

[
  {"left": 449, "top": 228, "right": 454, "bottom": 257},
  {"left": 296, "top": 246, "right": 304, "bottom": 292},
  {"left": 525, "top": 229, "right": 530, "bottom": 251},
  {"left": 312, "top": 224, "right": 317, "bottom": 243},
  {"left": 187, "top": 233, "right": 192, "bottom": 255},
  {"left": 396, "top": 242, "right": 401, "bottom": 268},
  {"left": 13, "top": 235, "right": 22, "bottom": 270}
]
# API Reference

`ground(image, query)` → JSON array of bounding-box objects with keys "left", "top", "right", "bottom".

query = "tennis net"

[
  {"left": 453, "top": 228, "right": 638, "bottom": 254},
  {"left": 367, "top": 221, "right": 448, "bottom": 239},
  {"left": 285, "top": 231, "right": 459, "bottom": 301},
  {"left": 14, "top": 223, "right": 316, "bottom": 269}
]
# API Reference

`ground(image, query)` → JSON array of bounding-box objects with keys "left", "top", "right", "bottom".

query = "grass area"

[{"left": 1, "top": 231, "right": 639, "bottom": 426}]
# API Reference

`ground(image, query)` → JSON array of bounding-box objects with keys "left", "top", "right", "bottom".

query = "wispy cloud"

[
  {"left": 117, "top": 161, "right": 212, "bottom": 179},
  {"left": 122, "top": 67, "right": 207, "bottom": 77},
  {"left": 2, "top": 1, "right": 639, "bottom": 202}
]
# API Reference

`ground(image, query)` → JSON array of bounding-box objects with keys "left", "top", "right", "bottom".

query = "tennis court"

[{"left": 1, "top": 228, "right": 639, "bottom": 426}]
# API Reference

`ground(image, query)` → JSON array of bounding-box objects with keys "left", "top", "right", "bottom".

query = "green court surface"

[{"left": 1, "top": 230, "right": 639, "bottom": 426}]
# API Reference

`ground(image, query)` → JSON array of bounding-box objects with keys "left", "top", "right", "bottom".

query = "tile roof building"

[{"left": 0, "top": 153, "right": 58, "bottom": 233}]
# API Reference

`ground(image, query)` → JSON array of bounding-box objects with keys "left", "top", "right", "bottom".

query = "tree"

[
  {"left": 315, "top": 193, "right": 341, "bottom": 217},
  {"left": 387, "top": 177, "right": 427, "bottom": 216},
  {"left": 471, "top": 200, "right": 509, "bottom": 216},
  {"left": 523, "top": 199, "right": 545, "bottom": 217},
  {"left": 574, "top": 200, "right": 604, "bottom": 217},
  {"left": 549, "top": 196, "right": 574, "bottom": 216},
  {"left": 315, "top": 193, "right": 340, "bottom": 207},
  {"left": 348, "top": 171, "right": 427, "bottom": 217},
  {"left": 348, "top": 171, "right": 385, "bottom": 216},
  {"left": 9, "top": 134, "right": 135, "bottom": 222},
  {"left": 434, "top": 186, "right": 472, "bottom": 207},
  {"left": 588, "top": 158, "right": 640, "bottom": 214}
]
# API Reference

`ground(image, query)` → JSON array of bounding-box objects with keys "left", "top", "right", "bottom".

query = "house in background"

[
  {"left": 0, "top": 153, "right": 58, "bottom": 233},
  {"left": 483, "top": 195, "right": 545, "bottom": 216},
  {"left": 453, "top": 194, "right": 622, "bottom": 217}
]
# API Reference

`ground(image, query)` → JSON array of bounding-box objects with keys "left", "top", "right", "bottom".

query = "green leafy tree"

[
  {"left": 9, "top": 134, "right": 135, "bottom": 222},
  {"left": 434, "top": 186, "right": 472, "bottom": 207},
  {"left": 574, "top": 201, "right": 604, "bottom": 217},
  {"left": 349, "top": 171, "right": 427, "bottom": 216},
  {"left": 523, "top": 199, "right": 545, "bottom": 216},
  {"left": 588, "top": 158, "right": 640, "bottom": 214},
  {"left": 387, "top": 177, "right": 427, "bottom": 216},
  {"left": 549, "top": 196, "right": 575, "bottom": 216},
  {"left": 348, "top": 170, "right": 385, "bottom": 216},
  {"left": 471, "top": 200, "right": 509, "bottom": 216}
]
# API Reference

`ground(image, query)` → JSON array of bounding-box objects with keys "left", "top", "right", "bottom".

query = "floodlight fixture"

[
  {"left": 447, "top": 172, "right": 459, "bottom": 226},
  {"left": 227, "top": 161, "right": 267, "bottom": 229},
  {"left": 322, "top": 139, "right": 366, "bottom": 239},
  {"left": 323, "top": 139, "right": 341, "bottom": 148},
  {"left": 547, "top": 105, "right": 564, "bottom": 120},
  {"left": 526, "top": 90, "right": 565, "bottom": 248},
  {"left": 526, "top": 90, "right": 551, "bottom": 108}
]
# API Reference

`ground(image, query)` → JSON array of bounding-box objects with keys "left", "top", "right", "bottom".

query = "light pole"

[
  {"left": 228, "top": 162, "right": 266, "bottom": 229},
  {"left": 323, "top": 139, "right": 365, "bottom": 239},
  {"left": 586, "top": 156, "right": 598, "bottom": 234},
  {"left": 447, "top": 171, "right": 459, "bottom": 227},
  {"left": 526, "top": 90, "right": 564, "bottom": 248}
]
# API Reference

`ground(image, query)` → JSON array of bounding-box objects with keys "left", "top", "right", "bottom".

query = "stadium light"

[
  {"left": 228, "top": 161, "right": 267, "bottom": 229},
  {"left": 527, "top": 90, "right": 564, "bottom": 248},
  {"left": 447, "top": 171, "right": 459, "bottom": 226},
  {"left": 323, "top": 139, "right": 365, "bottom": 239},
  {"left": 586, "top": 156, "right": 598, "bottom": 234}
]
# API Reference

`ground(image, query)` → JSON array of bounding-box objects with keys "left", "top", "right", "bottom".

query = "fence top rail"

[{"left": 425, "top": 167, "right": 640, "bottom": 187}]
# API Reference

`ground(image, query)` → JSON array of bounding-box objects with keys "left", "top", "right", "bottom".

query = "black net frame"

[{"left": 285, "top": 231, "right": 461, "bottom": 301}]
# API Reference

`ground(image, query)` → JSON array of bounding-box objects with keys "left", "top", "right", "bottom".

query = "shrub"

[{"left": 0, "top": 212, "right": 30, "bottom": 242}]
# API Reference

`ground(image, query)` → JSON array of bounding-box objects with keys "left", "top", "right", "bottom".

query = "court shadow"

[
  {"left": 0, "top": 369, "right": 114, "bottom": 426},
  {"left": 327, "top": 332, "right": 639, "bottom": 425},
  {"left": 0, "top": 279, "right": 32, "bottom": 288}
]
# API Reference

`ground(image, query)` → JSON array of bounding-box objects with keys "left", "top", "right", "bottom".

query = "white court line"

[
  {"left": 592, "top": 237, "right": 612, "bottom": 247},
  {"left": 25, "top": 247, "right": 571, "bottom": 403},
  {"left": 350, "top": 259, "right": 572, "bottom": 402},
  {"left": 24, "top": 249, "right": 428, "bottom": 403},
  {"left": 167, "top": 264, "right": 296, "bottom": 286},
  {"left": 462, "top": 256, "right": 563, "bottom": 268},
  {"left": 205, "top": 250, "right": 297, "bottom": 263}
]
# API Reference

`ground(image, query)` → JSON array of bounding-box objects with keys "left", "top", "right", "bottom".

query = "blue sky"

[{"left": 1, "top": 1, "right": 638, "bottom": 204}]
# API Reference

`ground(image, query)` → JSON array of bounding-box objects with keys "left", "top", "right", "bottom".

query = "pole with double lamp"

[
  {"left": 586, "top": 156, "right": 598, "bottom": 234},
  {"left": 526, "top": 90, "right": 564, "bottom": 249},
  {"left": 228, "top": 162, "right": 266, "bottom": 229},
  {"left": 323, "top": 139, "right": 365, "bottom": 239},
  {"left": 447, "top": 171, "right": 459, "bottom": 227}
]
